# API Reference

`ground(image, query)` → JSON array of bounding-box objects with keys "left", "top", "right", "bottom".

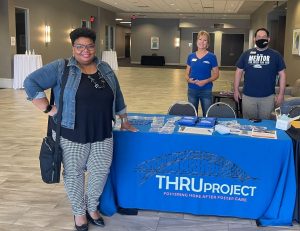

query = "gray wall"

[
  {"left": 0, "top": 0, "right": 13, "bottom": 87},
  {"left": 2, "top": 0, "right": 300, "bottom": 88},
  {"left": 284, "top": 0, "right": 300, "bottom": 84},
  {"left": 116, "top": 25, "right": 131, "bottom": 58},
  {"left": 250, "top": 0, "right": 300, "bottom": 85},
  {"left": 180, "top": 28, "right": 250, "bottom": 66},
  {"left": 12, "top": 0, "right": 98, "bottom": 64},
  {"left": 131, "top": 19, "right": 180, "bottom": 65},
  {"left": 130, "top": 18, "right": 250, "bottom": 66},
  {"left": 98, "top": 7, "right": 116, "bottom": 54},
  {"left": 1, "top": 0, "right": 118, "bottom": 88},
  {"left": 250, "top": 2, "right": 275, "bottom": 31},
  {"left": 249, "top": 2, "right": 275, "bottom": 47}
]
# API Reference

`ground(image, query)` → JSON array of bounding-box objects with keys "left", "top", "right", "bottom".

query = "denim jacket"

[{"left": 24, "top": 56, "right": 127, "bottom": 129}]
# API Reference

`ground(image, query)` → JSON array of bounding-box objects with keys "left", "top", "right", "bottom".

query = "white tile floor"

[{"left": 0, "top": 66, "right": 299, "bottom": 230}]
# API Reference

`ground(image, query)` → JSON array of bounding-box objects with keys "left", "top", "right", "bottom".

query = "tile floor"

[{"left": 0, "top": 66, "right": 299, "bottom": 230}]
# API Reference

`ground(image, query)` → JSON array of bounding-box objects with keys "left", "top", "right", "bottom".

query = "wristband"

[{"left": 43, "top": 105, "right": 52, "bottom": 113}]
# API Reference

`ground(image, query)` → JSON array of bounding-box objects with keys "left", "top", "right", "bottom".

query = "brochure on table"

[{"left": 177, "top": 117, "right": 277, "bottom": 139}]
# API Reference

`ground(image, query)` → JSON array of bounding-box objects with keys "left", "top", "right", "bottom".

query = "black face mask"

[{"left": 255, "top": 39, "right": 269, "bottom": 49}]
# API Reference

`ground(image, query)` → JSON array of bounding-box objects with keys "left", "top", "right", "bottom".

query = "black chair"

[
  {"left": 288, "top": 106, "right": 300, "bottom": 118},
  {"left": 206, "top": 102, "right": 236, "bottom": 118},
  {"left": 167, "top": 101, "right": 197, "bottom": 116}
]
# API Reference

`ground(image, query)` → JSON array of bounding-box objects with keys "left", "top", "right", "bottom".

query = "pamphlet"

[
  {"left": 196, "top": 117, "right": 216, "bottom": 128},
  {"left": 178, "top": 126, "right": 213, "bottom": 135},
  {"left": 177, "top": 116, "right": 198, "bottom": 126},
  {"left": 237, "top": 130, "right": 253, "bottom": 136},
  {"left": 251, "top": 128, "right": 277, "bottom": 139}
]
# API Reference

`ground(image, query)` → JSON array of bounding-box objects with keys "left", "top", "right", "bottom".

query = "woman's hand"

[
  {"left": 187, "top": 78, "right": 197, "bottom": 84},
  {"left": 195, "top": 79, "right": 209, "bottom": 87},
  {"left": 121, "top": 121, "right": 138, "bottom": 132}
]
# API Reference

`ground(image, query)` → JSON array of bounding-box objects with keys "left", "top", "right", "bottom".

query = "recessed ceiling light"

[
  {"left": 120, "top": 21, "right": 131, "bottom": 24},
  {"left": 115, "top": 18, "right": 123, "bottom": 21}
]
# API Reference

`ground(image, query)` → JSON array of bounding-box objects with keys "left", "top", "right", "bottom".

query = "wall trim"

[
  {"left": 0, "top": 78, "right": 13, "bottom": 88},
  {"left": 131, "top": 61, "right": 184, "bottom": 66},
  {"left": 165, "top": 62, "right": 183, "bottom": 66}
]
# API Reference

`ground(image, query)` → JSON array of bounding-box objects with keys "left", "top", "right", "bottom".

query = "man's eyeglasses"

[{"left": 73, "top": 44, "right": 96, "bottom": 51}]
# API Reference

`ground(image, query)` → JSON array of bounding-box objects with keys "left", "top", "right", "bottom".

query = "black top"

[
  {"left": 287, "top": 126, "right": 300, "bottom": 141},
  {"left": 61, "top": 72, "right": 114, "bottom": 143}
]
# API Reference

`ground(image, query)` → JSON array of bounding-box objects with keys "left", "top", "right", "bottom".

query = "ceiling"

[{"left": 81, "top": 0, "right": 287, "bottom": 24}]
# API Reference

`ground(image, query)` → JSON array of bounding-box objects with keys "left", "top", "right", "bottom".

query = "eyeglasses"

[
  {"left": 87, "top": 72, "right": 106, "bottom": 89},
  {"left": 73, "top": 44, "right": 96, "bottom": 51}
]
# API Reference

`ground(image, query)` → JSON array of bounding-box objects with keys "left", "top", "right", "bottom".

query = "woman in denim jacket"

[{"left": 24, "top": 27, "right": 136, "bottom": 231}]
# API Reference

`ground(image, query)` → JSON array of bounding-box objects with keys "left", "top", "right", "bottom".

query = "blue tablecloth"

[{"left": 99, "top": 114, "right": 296, "bottom": 226}]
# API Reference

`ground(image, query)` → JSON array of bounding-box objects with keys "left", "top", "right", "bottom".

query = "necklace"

[{"left": 87, "top": 71, "right": 106, "bottom": 89}]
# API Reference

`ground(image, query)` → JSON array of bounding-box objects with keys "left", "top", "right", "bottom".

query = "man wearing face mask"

[{"left": 233, "top": 28, "right": 286, "bottom": 119}]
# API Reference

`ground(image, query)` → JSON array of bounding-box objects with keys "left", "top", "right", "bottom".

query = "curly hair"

[{"left": 69, "top": 27, "right": 96, "bottom": 45}]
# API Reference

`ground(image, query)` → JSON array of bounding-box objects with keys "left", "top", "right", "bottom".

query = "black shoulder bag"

[{"left": 39, "top": 60, "right": 69, "bottom": 184}]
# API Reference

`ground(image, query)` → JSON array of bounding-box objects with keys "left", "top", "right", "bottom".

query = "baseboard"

[
  {"left": 131, "top": 61, "right": 140, "bottom": 64},
  {"left": 130, "top": 61, "right": 185, "bottom": 66},
  {"left": 0, "top": 78, "right": 13, "bottom": 88},
  {"left": 165, "top": 63, "right": 183, "bottom": 66}
]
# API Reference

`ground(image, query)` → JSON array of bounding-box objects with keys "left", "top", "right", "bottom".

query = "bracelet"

[
  {"left": 121, "top": 117, "right": 128, "bottom": 123},
  {"left": 43, "top": 105, "right": 52, "bottom": 113}
]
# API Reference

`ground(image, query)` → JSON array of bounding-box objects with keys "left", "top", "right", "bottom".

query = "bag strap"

[
  {"left": 46, "top": 59, "right": 69, "bottom": 147},
  {"left": 55, "top": 59, "right": 69, "bottom": 144},
  {"left": 46, "top": 91, "right": 55, "bottom": 137}
]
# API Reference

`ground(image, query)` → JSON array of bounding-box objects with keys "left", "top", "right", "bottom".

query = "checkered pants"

[{"left": 53, "top": 132, "right": 113, "bottom": 215}]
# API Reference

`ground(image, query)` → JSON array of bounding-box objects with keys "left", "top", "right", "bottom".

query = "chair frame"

[
  {"left": 288, "top": 105, "right": 300, "bottom": 118},
  {"left": 167, "top": 100, "right": 197, "bottom": 116},
  {"left": 206, "top": 102, "right": 236, "bottom": 118}
]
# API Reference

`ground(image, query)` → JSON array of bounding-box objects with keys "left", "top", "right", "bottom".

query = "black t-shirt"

[{"left": 60, "top": 72, "right": 114, "bottom": 143}]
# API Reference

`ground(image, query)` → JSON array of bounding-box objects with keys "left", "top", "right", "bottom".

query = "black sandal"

[
  {"left": 86, "top": 211, "right": 105, "bottom": 227},
  {"left": 74, "top": 216, "right": 88, "bottom": 231}
]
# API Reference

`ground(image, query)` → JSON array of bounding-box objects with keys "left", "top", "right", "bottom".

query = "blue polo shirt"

[{"left": 186, "top": 52, "right": 218, "bottom": 90}]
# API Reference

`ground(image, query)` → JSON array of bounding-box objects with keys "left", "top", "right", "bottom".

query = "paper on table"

[
  {"left": 178, "top": 126, "right": 213, "bottom": 135},
  {"left": 251, "top": 129, "right": 277, "bottom": 139}
]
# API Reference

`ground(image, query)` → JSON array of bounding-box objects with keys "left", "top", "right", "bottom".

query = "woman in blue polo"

[{"left": 185, "top": 30, "right": 219, "bottom": 116}]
